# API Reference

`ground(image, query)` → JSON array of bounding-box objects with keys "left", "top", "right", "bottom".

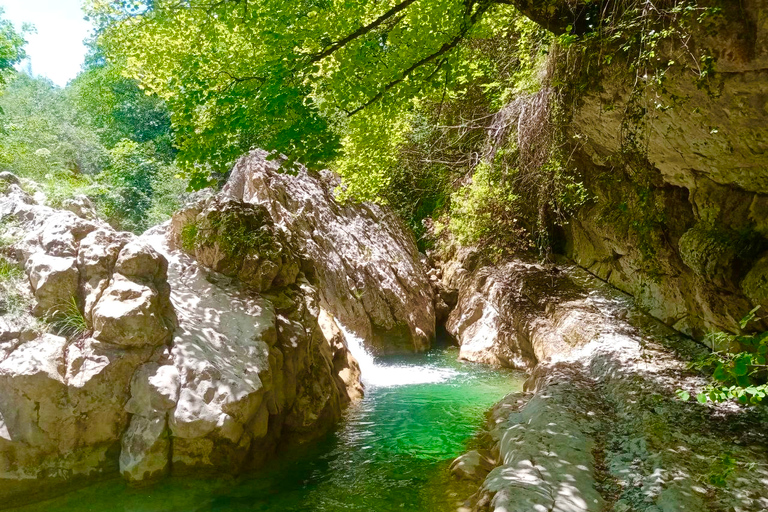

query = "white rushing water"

[{"left": 339, "top": 324, "right": 458, "bottom": 388}]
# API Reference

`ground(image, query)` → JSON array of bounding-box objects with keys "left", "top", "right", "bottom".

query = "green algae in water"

[{"left": 11, "top": 348, "right": 523, "bottom": 512}]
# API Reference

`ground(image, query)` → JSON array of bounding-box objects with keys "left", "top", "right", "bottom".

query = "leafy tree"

[
  {"left": 87, "top": 0, "right": 524, "bottom": 188},
  {"left": 0, "top": 74, "right": 110, "bottom": 180},
  {"left": 0, "top": 8, "right": 27, "bottom": 87},
  {"left": 0, "top": 71, "right": 184, "bottom": 234},
  {"left": 96, "top": 139, "right": 160, "bottom": 232},
  {"left": 65, "top": 61, "right": 174, "bottom": 160}
]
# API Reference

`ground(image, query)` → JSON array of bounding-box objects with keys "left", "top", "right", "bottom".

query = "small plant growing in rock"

[
  {"left": 180, "top": 221, "right": 199, "bottom": 253},
  {"left": 0, "top": 256, "right": 22, "bottom": 281},
  {"left": 678, "top": 306, "right": 768, "bottom": 405},
  {"left": 0, "top": 255, "right": 28, "bottom": 316},
  {"left": 195, "top": 207, "right": 279, "bottom": 262},
  {"left": 48, "top": 296, "right": 90, "bottom": 340},
  {"left": 0, "top": 218, "right": 21, "bottom": 249}
]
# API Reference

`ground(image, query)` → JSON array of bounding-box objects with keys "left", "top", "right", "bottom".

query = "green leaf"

[
  {"left": 697, "top": 393, "right": 708, "bottom": 404},
  {"left": 733, "top": 358, "right": 749, "bottom": 377},
  {"left": 712, "top": 363, "right": 729, "bottom": 382},
  {"left": 676, "top": 389, "right": 690, "bottom": 401},
  {"left": 739, "top": 305, "right": 761, "bottom": 329}
]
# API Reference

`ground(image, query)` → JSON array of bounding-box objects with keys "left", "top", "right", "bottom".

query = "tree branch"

[
  {"left": 307, "top": 0, "right": 420, "bottom": 65},
  {"left": 348, "top": 0, "right": 491, "bottom": 116}
]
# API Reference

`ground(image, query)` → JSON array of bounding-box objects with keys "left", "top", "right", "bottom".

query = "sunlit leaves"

[
  {"left": 87, "top": 0, "right": 519, "bottom": 187},
  {"left": 0, "top": 8, "right": 28, "bottom": 87}
]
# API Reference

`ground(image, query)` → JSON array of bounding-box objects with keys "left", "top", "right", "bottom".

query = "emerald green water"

[{"left": 11, "top": 346, "right": 523, "bottom": 512}]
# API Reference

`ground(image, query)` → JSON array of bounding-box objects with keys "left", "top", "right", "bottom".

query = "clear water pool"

[{"left": 11, "top": 345, "right": 523, "bottom": 512}]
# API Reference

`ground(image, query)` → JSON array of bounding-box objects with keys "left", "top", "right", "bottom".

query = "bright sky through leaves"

[{"left": 1, "top": 0, "right": 90, "bottom": 86}]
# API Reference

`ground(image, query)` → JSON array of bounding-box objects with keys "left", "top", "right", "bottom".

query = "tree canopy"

[
  {"left": 0, "top": 8, "right": 28, "bottom": 87},
  {"left": 87, "top": 0, "right": 533, "bottom": 189}
]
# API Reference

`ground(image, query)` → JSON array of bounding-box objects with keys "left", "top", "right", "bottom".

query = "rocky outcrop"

[
  {"left": 1, "top": 162, "right": 418, "bottom": 506},
  {"left": 438, "top": 246, "right": 597, "bottom": 369},
  {"left": 448, "top": 257, "right": 768, "bottom": 511},
  {"left": 562, "top": 2, "right": 768, "bottom": 337},
  {"left": 213, "top": 149, "right": 436, "bottom": 354},
  {"left": 0, "top": 179, "right": 175, "bottom": 506},
  {"left": 475, "top": 1, "right": 768, "bottom": 340}
]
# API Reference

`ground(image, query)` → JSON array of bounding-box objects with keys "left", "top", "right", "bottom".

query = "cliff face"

[
  {"left": 496, "top": 0, "right": 768, "bottom": 338},
  {"left": 567, "top": 0, "right": 768, "bottom": 336},
  {"left": 0, "top": 151, "right": 432, "bottom": 507}
]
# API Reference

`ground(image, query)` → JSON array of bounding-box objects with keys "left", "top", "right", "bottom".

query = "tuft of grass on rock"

[
  {"left": 48, "top": 296, "right": 90, "bottom": 340},
  {"left": 0, "top": 255, "right": 29, "bottom": 316}
]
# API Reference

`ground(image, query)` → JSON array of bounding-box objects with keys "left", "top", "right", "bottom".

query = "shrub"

[
  {"left": 189, "top": 203, "right": 279, "bottom": 262},
  {"left": 449, "top": 161, "right": 531, "bottom": 260},
  {"left": 180, "top": 221, "right": 199, "bottom": 253},
  {"left": 678, "top": 307, "right": 768, "bottom": 405}
]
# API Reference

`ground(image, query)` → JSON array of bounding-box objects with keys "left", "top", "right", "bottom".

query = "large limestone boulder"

[
  {"left": 561, "top": 1, "right": 768, "bottom": 336},
  {"left": 91, "top": 274, "right": 173, "bottom": 347},
  {"left": 440, "top": 247, "right": 599, "bottom": 369},
  {"left": 77, "top": 228, "right": 133, "bottom": 322},
  {"left": 0, "top": 169, "right": 363, "bottom": 505},
  {"left": 0, "top": 183, "right": 173, "bottom": 506},
  {"left": 0, "top": 332, "right": 157, "bottom": 507},
  {"left": 212, "top": 149, "right": 436, "bottom": 354},
  {"left": 123, "top": 227, "right": 359, "bottom": 480},
  {"left": 24, "top": 253, "right": 79, "bottom": 317},
  {"left": 177, "top": 197, "right": 300, "bottom": 292}
]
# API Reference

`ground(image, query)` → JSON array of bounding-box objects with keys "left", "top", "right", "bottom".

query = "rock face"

[
  {"left": 215, "top": 149, "right": 436, "bottom": 354},
  {"left": 439, "top": 246, "right": 597, "bottom": 369},
  {"left": 0, "top": 180, "right": 175, "bottom": 506},
  {"left": 447, "top": 257, "right": 768, "bottom": 512},
  {"left": 479, "top": 1, "right": 768, "bottom": 339},
  {"left": 562, "top": 2, "right": 768, "bottom": 337},
  {"left": 0, "top": 160, "right": 433, "bottom": 505}
]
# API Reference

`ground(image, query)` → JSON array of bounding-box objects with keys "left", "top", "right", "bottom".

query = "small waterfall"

[{"left": 339, "top": 324, "right": 458, "bottom": 388}]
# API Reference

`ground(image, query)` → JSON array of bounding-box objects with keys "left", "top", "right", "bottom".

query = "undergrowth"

[
  {"left": 0, "top": 255, "right": 29, "bottom": 316},
  {"left": 678, "top": 307, "right": 768, "bottom": 406},
  {"left": 182, "top": 205, "right": 279, "bottom": 261}
]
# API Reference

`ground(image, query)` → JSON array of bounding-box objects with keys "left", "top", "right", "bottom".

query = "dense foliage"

[
  {"left": 678, "top": 307, "right": 768, "bottom": 406},
  {"left": 89, "top": 0, "right": 570, "bottom": 251},
  {"left": 88, "top": 0, "right": 515, "bottom": 184},
  {"left": 0, "top": 8, "right": 27, "bottom": 87},
  {"left": 0, "top": 10, "right": 185, "bottom": 234}
]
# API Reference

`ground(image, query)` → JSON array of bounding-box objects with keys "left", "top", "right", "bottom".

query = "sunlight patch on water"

[{"left": 339, "top": 324, "right": 458, "bottom": 388}]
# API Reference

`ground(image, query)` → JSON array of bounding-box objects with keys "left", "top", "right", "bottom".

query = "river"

[{"left": 12, "top": 334, "right": 523, "bottom": 512}]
